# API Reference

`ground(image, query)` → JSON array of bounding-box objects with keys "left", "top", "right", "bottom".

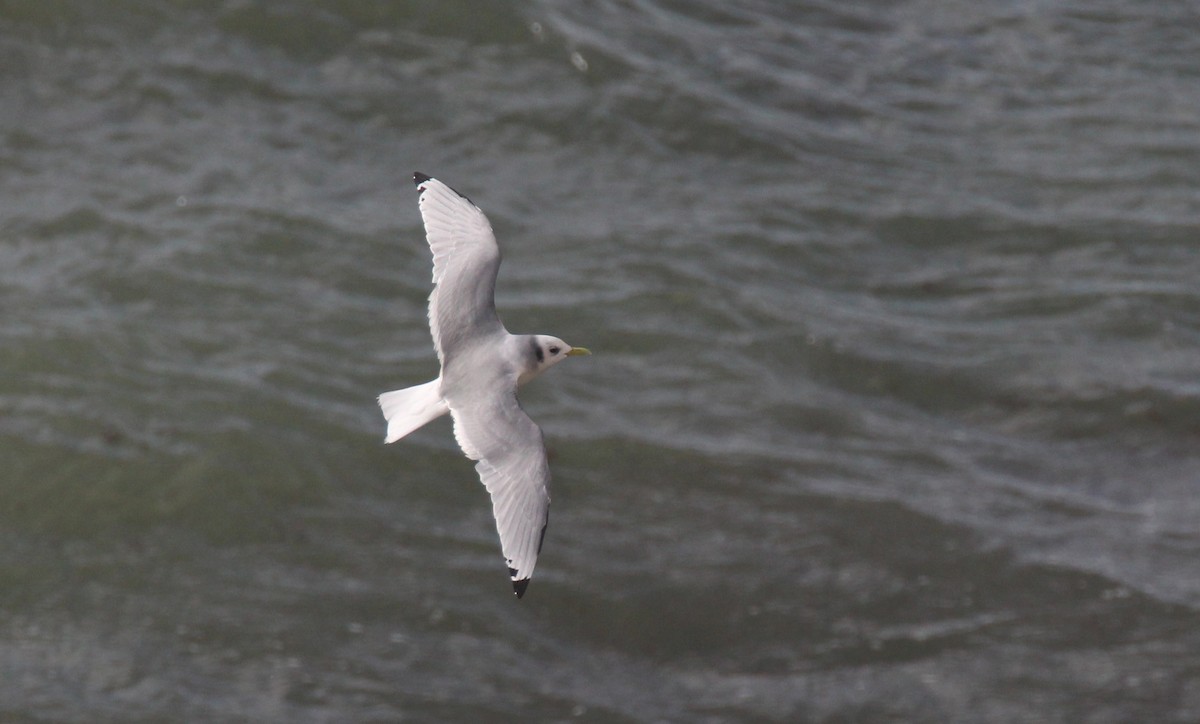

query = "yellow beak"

[{"left": 566, "top": 346, "right": 591, "bottom": 357}]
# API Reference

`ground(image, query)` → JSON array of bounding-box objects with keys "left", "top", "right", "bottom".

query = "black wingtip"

[
  {"left": 411, "top": 172, "right": 476, "bottom": 205},
  {"left": 512, "top": 578, "right": 530, "bottom": 599}
]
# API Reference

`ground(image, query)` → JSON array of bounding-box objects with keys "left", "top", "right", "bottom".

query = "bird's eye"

[{"left": 549, "top": 347, "right": 560, "bottom": 355}]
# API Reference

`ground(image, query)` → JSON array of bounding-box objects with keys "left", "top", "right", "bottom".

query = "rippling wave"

[{"left": 2, "top": 0, "right": 1199, "bottom": 720}]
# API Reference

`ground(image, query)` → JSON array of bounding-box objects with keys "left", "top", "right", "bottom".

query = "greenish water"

[{"left": 3, "top": 1, "right": 1200, "bottom": 721}]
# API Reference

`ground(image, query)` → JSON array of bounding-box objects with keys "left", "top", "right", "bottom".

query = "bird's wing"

[
  {"left": 413, "top": 172, "right": 504, "bottom": 363},
  {"left": 448, "top": 388, "right": 551, "bottom": 599}
]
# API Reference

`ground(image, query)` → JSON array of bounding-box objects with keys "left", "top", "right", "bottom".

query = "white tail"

[{"left": 378, "top": 378, "right": 450, "bottom": 443}]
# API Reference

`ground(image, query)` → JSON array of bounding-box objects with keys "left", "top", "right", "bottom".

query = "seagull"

[{"left": 378, "top": 172, "right": 590, "bottom": 599}]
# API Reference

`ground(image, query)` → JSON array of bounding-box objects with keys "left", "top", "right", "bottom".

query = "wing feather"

[
  {"left": 448, "top": 391, "right": 551, "bottom": 598},
  {"left": 413, "top": 173, "right": 504, "bottom": 363}
]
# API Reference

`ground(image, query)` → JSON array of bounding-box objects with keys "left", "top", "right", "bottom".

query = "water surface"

[{"left": 2, "top": 1, "right": 1200, "bottom": 721}]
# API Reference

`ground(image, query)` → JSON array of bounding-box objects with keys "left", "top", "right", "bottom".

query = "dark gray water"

[{"left": 3, "top": 1, "right": 1200, "bottom": 721}]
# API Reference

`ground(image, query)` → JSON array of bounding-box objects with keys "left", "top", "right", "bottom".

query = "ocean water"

[{"left": 3, "top": 1, "right": 1200, "bottom": 721}]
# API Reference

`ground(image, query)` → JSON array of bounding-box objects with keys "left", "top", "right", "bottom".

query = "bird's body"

[{"left": 378, "top": 173, "right": 589, "bottom": 599}]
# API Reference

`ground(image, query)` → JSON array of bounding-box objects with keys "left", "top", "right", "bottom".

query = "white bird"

[{"left": 378, "top": 172, "right": 590, "bottom": 599}]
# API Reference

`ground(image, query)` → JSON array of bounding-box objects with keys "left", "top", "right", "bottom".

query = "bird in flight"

[{"left": 378, "top": 172, "right": 590, "bottom": 599}]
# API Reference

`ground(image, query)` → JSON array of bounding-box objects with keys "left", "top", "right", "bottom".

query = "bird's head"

[{"left": 523, "top": 335, "right": 590, "bottom": 384}]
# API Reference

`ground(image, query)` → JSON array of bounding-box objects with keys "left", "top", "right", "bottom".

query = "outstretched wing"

[
  {"left": 448, "top": 389, "right": 551, "bottom": 599},
  {"left": 412, "top": 172, "right": 504, "bottom": 363}
]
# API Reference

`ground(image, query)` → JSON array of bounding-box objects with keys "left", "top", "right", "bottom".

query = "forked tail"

[{"left": 378, "top": 378, "right": 449, "bottom": 443}]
